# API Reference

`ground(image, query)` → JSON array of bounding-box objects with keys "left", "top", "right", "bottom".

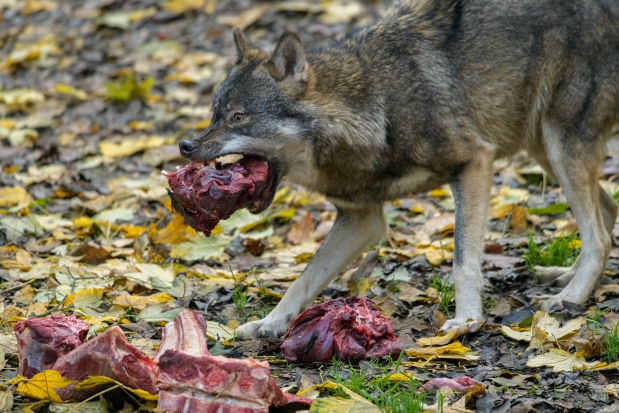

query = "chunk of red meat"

[
  {"left": 421, "top": 376, "right": 486, "bottom": 393},
  {"left": 53, "top": 326, "right": 158, "bottom": 400},
  {"left": 153, "top": 309, "right": 209, "bottom": 361},
  {"left": 156, "top": 349, "right": 314, "bottom": 413},
  {"left": 14, "top": 314, "right": 88, "bottom": 378},
  {"left": 280, "top": 296, "right": 405, "bottom": 363},
  {"left": 164, "top": 158, "right": 271, "bottom": 236}
]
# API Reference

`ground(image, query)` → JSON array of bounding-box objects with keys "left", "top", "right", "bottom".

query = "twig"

[
  {"left": 1, "top": 279, "right": 36, "bottom": 293},
  {"left": 65, "top": 384, "right": 121, "bottom": 413}
]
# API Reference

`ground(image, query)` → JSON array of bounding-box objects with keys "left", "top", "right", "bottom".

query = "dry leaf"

[
  {"left": 288, "top": 213, "right": 315, "bottom": 245},
  {"left": 112, "top": 292, "right": 174, "bottom": 310},
  {"left": 526, "top": 348, "right": 599, "bottom": 372}
]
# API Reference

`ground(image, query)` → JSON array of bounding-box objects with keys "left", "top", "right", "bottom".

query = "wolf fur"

[{"left": 178, "top": 0, "right": 619, "bottom": 338}]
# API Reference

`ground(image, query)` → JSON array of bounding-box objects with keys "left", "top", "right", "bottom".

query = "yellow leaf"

[
  {"left": 75, "top": 376, "right": 158, "bottom": 401},
  {"left": 501, "top": 311, "right": 585, "bottom": 347},
  {"left": 73, "top": 216, "right": 93, "bottom": 229},
  {"left": 128, "top": 120, "right": 153, "bottom": 131},
  {"left": 270, "top": 207, "right": 296, "bottom": 222},
  {"left": 206, "top": 321, "right": 235, "bottom": 342},
  {"left": 55, "top": 84, "right": 88, "bottom": 100},
  {"left": 112, "top": 292, "right": 174, "bottom": 310},
  {"left": 417, "top": 328, "right": 461, "bottom": 347},
  {"left": 526, "top": 348, "right": 599, "bottom": 372},
  {"left": 17, "top": 371, "right": 74, "bottom": 402},
  {"left": 385, "top": 373, "right": 414, "bottom": 382},
  {"left": 0, "top": 186, "right": 33, "bottom": 207},
  {"left": 162, "top": 0, "right": 202, "bottom": 13},
  {"left": 123, "top": 225, "right": 146, "bottom": 238},
  {"left": 405, "top": 342, "right": 479, "bottom": 361},
  {"left": 149, "top": 215, "right": 191, "bottom": 245},
  {"left": 99, "top": 135, "right": 172, "bottom": 158},
  {"left": 64, "top": 288, "right": 104, "bottom": 309},
  {"left": 308, "top": 382, "right": 380, "bottom": 413},
  {"left": 429, "top": 188, "right": 449, "bottom": 197}
]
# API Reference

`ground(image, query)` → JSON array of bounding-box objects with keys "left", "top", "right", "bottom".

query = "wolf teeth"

[{"left": 209, "top": 161, "right": 216, "bottom": 168}]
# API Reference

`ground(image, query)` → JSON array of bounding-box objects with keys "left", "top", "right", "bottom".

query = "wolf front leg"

[
  {"left": 441, "top": 149, "right": 495, "bottom": 333},
  {"left": 236, "top": 204, "right": 387, "bottom": 339}
]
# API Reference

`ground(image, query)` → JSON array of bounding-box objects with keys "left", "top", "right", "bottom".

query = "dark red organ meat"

[
  {"left": 280, "top": 296, "right": 405, "bottom": 363},
  {"left": 157, "top": 350, "right": 313, "bottom": 413},
  {"left": 53, "top": 326, "right": 159, "bottom": 400},
  {"left": 14, "top": 314, "right": 88, "bottom": 378},
  {"left": 164, "top": 158, "right": 272, "bottom": 236}
]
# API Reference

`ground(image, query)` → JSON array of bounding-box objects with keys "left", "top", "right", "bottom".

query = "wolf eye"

[{"left": 232, "top": 113, "right": 246, "bottom": 123}]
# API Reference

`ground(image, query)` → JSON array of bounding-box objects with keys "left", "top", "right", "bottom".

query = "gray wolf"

[{"left": 177, "top": 0, "right": 619, "bottom": 338}]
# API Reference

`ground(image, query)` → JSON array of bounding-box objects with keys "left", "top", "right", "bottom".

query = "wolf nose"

[{"left": 179, "top": 140, "right": 197, "bottom": 158}]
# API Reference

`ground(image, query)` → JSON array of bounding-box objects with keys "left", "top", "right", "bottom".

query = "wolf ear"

[
  {"left": 267, "top": 32, "right": 309, "bottom": 86},
  {"left": 233, "top": 28, "right": 257, "bottom": 61}
]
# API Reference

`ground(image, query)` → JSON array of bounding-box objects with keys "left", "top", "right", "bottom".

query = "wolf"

[{"left": 178, "top": 0, "right": 619, "bottom": 338}]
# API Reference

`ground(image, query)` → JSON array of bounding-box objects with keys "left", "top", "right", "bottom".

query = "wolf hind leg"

[
  {"left": 235, "top": 204, "right": 386, "bottom": 339},
  {"left": 529, "top": 152, "right": 617, "bottom": 286},
  {"left": 532, "top": 122, "right": 610, "bottom": 311}
]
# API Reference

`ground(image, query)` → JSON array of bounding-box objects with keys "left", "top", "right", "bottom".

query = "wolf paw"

[
  {"left": 531, "top": 292, "right": 581, "bottom": 312},
  {"left": 235, "top": 315, "right": 292, "bottom": 339},
  {"left": 439, "top": 316, "right": 484, "bottom": 335}
]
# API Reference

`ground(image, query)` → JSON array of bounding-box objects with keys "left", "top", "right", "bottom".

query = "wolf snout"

[{"left": 179, "top": 140, "right": 198, "bottom": 158}]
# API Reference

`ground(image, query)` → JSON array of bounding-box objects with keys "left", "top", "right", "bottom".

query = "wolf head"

[{"left": 178, "top": 29, "right": 316, "bottom": 207}]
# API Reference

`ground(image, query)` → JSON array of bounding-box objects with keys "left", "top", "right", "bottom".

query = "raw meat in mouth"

[{"left": 163, "top": 156, "right": 274, "bottom": 236}]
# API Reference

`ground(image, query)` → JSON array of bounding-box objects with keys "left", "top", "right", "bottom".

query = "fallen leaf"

[
  {"left": 206, "top": 321, "right": 235, "bottom": 342},
  {"left": 0, "top": 186, "right": 33, "bottom": 207},
  {"left": 406, "top": 342, "right": 479, "bottom": 361},
  {"left": 74, "top": 376, "right": 158, "bottom": 401},
  {"left": 112, "top": 292, "right": 174, "bottom": 310},
  {"left": 64, "top": 288, "right": 104, "bottom": 310},
  {"left": 138, "top": 305, "right": 184, "bottom": 323},
  {"left": 526, "top": 349, "right": 599, "bottom": 372},
  {"left": 501, "top": 311, "right": 585, "bottom": 347},
  {"left": 417, "top": 328, "right": 462, "bottom": 347},
  {"left": 308, "top": 382, "right": 380, "bottom": 413},
  {"left": 17, "top": 371, "right": 74, "bottom": 402}
]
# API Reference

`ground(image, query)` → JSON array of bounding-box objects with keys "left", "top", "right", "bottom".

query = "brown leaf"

[
  {"left": 288, "top": 213, "right": 315, "bottom": 245},
  {"left": 510, "top": 204, "right": 527, "bottom": 233}
]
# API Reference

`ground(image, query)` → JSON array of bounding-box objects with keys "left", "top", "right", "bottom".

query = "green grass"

[
  {"left": 325, "top": 355, "right": 427, "bottom": 413},
  {"left": 586, "top": 310, "right": 619, "bottom": 363},
  {"left": 430, "top": 276, "right": 455, "bottom": 316},
  {"left": 522, "top": 232, "right": 580, "bottom": 276},
  {"left": 603, "top": 321, "right": 619, "bottom": 363}
]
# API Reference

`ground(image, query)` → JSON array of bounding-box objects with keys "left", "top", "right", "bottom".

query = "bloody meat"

[
  {"left": 14, "top": 311, "right": 313, "bottom": 412},
  {"left": 163, "top": 158, "right": 272, "bottom": 236},
  {"left": 14, "top": 314, "right": 88, "bottom": 378},
  {"left": 157, "top": 350, "right": 313, "bottom": 413},
  {"left": 280, "top": 296, "right": 405, "bottom": 363}
]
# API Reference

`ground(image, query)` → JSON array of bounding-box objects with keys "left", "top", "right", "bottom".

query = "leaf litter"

[{"left": 1, "top": 0, "right": 619, "bottom": 412}]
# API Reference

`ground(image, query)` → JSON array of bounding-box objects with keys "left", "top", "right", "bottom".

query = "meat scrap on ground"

[
  {"left": 421, "top": 376, "right": 487, "bottom": 395},
  {"left": 157, "top": 350, "right": 313, "bottom": 413},
  {"left": 280, "top": 296, "right": 405, "bottom": 363},
  {"left": 14, "top": 311, "right": 313, "bottom": 412},
  {"left": 153, "top": 309, "right": 208, "bottom": 360},
  {"left": 164, "top": 158, "right": 272, "bottom": 236},
  {"left": 14, "top": 314, "right": 88, "bottom": 378},
  {"left": 53, "top": 326, "right": 159, "bottom": 400}
]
